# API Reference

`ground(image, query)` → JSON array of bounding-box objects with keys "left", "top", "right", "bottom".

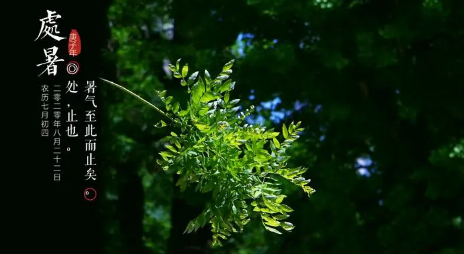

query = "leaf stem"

[{"left": 98, "top": 78, "right": 172, "bottom": 121}]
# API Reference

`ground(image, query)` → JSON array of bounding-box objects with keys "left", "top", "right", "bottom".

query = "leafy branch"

[{"left": 99, "top": 59, "right": 316, "bottom": 247}]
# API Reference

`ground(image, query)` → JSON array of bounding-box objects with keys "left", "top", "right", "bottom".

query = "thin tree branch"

[{"left": 98, "top": 77, "right": 172, "bottom": 121}]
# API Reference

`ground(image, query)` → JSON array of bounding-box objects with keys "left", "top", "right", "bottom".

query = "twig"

[{"left": 98, "top": 77, "right": 172, "bottom": 121}]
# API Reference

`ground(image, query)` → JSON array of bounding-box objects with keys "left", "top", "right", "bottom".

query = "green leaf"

[
  {"left": 172, "top": 102, "right": 180, "bottom": 113},
  {"left": 281, "top": 222, "right": 295, "bottom": 231},
  {"left": 156, "top": 159, "right": 165, "bottom": 166},
  {"left": 170, "top": 132, "right": 177, "bottom": 137},
  {"left": 195, "top": 123, "right": 211, "bottom": 131},
  {"left": 154, "top": 120, "right": 167, "bottom": 128},
  {"left": 180, "top": 80, "right": 187, "bottom": 86},
  {"left": 173, "top": 72, "right": 182, "bottom": 78},
  {"left": 275, "top": 195, "right": 285, "bottom": 204},
  {"left": 188, "top": 71, "right": 199, "bottom": 85},
  {"left": 229, "top": 99, "right": 240, "bottom": 105},
  {"left": 263, "top": 199, "right": 279, "bottom": 212},
  {"left": 165, "top": 145, "right": 178, "bottom": 153},
  {"left": 288, "top": 122, "right": 295, "bottom": 133},
  {"left": 220, "top": 69, "right": 232, "bottom": 75},
  {"left": 212, "top": 238, "right": 222, "bottom": 247},
  {"left": 224, "top": 92, "right": 230, "bottom": 103},
  {"left": 159, "top": 151, "right": 173, "bottom": 159},
  {"left": 264, "top": 226, "right": 282, "bottom": 234},
  {"left": 216, "top": 75, "right": 229, "bottom": 81},
  {"left": 275, "top": 214, "right": 289, "bottom": 220},
  {"left": 263, "top": 218, "right": 280, "bottom": 227},
  {"left": 223, "top": 59, "right": 235, "bottom": 71},
  {"left": 282, "top": 123, "right": 289, "bottom": 139},
  {"left": 200, "top": 92, "right": 220, "bottom": 103},
  {"left": 273, "top": 138, "right": 281, "bottom": 148},
  {"left": 165, "top": 96, "right": 173, "bottom": 105},
  {"left": 218, "top": 80, "right": 235, "bottom": 93},
  {"left": 168, "top": 64, "right": 176, "bottom": 73},
  {"left": 280, "top": 204, "right": 294, "bottom": 212},
  {"left": 207, "top": 109, "right": 216, "bottom": 115},
  {"left": 182, "top": 64, "right": 189, "bottom": 77},
  {"left": 176, "top": 58, "right": 181, "bottom": 71},
  {"left": 264, "top": 131, "right": 280, "bottom": 138},
  {"left": 184, "top": 220, "right": 195, "bottom": 234},
  {"left": 264, "top": 195, "right": 277, "bottom": 200},
  {"left": 255, "top": 150, "right": 271, "bottom": 163},
  {"left": 191, "top": 81, "right": 205, "bottom": 104},
  {"left": 211, "top": 80, "right": 222, "bottom": 89},
  {"left": 204, "top": 70, "right": 212, "bottom": 85},
  {"left": 230, "top": 106, "right": 240, "bottom": 112},
  {"left": 178, "top": 109, "right": 189, "bottom": 116},
  {"left": 199, "top": 106, "right": 210, "bottom": 116},
  {"left": 197, "top": 212, "right": 208, "bottom": 227},
  {"left": 157, "top": 90, "right": 167, "bottom": 98}
]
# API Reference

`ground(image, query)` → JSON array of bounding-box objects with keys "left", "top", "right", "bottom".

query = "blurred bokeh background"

[{"left": 94, "top": 0, "right": 464, "bottom": 253}]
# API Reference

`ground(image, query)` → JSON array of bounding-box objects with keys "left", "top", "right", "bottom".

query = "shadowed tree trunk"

[
  {"left": 116, "top": 155, "right": 148, "bottom": 254},
  {"left": 167, "top": 176, "right": 213, "bottom": 254},
  {"left": 100, "top": 2, "right": 148, "bottom": 252}
]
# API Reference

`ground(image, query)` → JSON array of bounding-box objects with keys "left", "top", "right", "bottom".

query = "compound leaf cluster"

[{"left": 154, "top": 59, "right": 315, "bottom": 247}]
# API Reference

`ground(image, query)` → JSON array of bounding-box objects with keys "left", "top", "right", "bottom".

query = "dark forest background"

[{"left": 77, "top": 0, "right": 464, "bottom": 253}]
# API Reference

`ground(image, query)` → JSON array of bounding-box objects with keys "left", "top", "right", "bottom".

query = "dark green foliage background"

[{"left": 97, "top": 0, "right": 464, "bottom": 253}]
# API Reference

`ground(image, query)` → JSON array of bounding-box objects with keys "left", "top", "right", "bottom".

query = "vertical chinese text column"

[
  {"left": 53, "top": 84, "right": 62, "bottom": 179},
  {"left": 35, "top": 10, "right": 66, "bottom": 182},
  {"left": 84, "top": 81, "right": 97, "bottom": 182}
]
